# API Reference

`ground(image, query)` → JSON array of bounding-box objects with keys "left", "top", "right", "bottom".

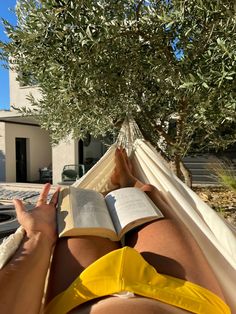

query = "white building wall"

[
  {"left": 7, "top": 67, "right": 109, "bottom": 185},
  {"left": 52, "top": 137, "right": 109, "bottom": 184},
  {"left": 52, "top": 138, "right": 78, "bottom": 184},
  {"left": 5, "top": 123, "right": 51, "bottom": 182},
  {"left": 9, "top": 67, "right": 41, "bottom": 110},
  {"left": 0, "top": 122, "right": 6, "bottom": 181}
]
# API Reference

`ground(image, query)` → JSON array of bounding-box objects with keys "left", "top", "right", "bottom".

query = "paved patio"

[{"left": 0, "top": 183, "right": 57, "bottom": 204}]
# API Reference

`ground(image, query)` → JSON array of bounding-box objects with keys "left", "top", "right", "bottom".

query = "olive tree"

[{"left": 1, "top": 0, "right": 236, "bottom": 183}]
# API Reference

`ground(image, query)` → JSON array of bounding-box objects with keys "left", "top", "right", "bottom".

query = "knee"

[{"left": 140, "top": 184, "right": 156, "bottom": 193}]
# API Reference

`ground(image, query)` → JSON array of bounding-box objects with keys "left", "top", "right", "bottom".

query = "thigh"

[
  {"left": 45, "top": 236, "right": 121, "bottom": 303},
  {"left": 125, "top": 189, "right": 225, "bottom": 300},
  {"left": 126, "top": 218, "right": 202, "bottom": 280}
]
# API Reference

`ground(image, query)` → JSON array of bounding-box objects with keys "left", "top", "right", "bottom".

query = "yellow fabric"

[{"left": 45, "top": 247, "right": 231, "bottom": 314}]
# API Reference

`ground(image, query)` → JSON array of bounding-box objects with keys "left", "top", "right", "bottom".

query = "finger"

[
  {"left": 37, "top": 183, "right": 51, "bottom": 206},
  {"left": 49, "top": 187, "right": 60, "bottom": 206},
  {"left": 13, "top": 199, "right": 26, "bottom": 218}
]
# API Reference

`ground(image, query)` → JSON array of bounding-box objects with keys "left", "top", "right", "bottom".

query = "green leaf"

[
  {"left": 86, "top": 25, "right": 93, "bottom": 40},
  {"left": 179, "top": 82, "right": 196, "bottom": 89},
  {"left": 202, "top": 82, "right": 209, "bottom": 89},
  {"left": 1, "top": 0, "right": 234, "bottom": 164}
]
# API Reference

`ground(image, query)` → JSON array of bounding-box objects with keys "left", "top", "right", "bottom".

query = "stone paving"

[
  {"left": 0, "top": 183, "right": 56, "bottom": 204},
  {"left": 0, "top": 188, "right": 40, "bottom": 203}
]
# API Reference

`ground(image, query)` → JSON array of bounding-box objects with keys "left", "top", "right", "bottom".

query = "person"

[{"left": 0, "top": 148, "right": 231, "bottom": 314}]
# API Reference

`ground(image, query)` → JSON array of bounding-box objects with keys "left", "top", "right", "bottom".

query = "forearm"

[{"left": 0, "top": 232, "right": 54, "bottom": 314}]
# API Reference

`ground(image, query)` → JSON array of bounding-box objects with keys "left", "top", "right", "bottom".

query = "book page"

[
  {"left": 69, "top": 186, "right": 116, "bottom": 232},
  {"left": 57, "top": 188, "right": 74, "bottom": 236},
  {"left": 105, "top": 187, "right": 163, "bottom": 235}
]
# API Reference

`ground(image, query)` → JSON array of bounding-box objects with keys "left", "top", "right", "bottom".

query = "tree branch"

[
  {"left": 136, "top": 0, "right": 145, "bottom": 21},
  {"left": 155, "top": 123, "right": 176, "bottom": 146}
]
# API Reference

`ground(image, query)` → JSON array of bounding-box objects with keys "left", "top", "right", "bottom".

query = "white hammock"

[
  {"left": 74, "top": 119, "right": 236, "bottom": 311},
  {"left": 1, "top": 119, "right": 236, "bottom": 311}
]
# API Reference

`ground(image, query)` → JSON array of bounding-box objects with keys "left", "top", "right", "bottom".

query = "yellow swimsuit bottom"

[{"left": 45, "top": 247, "right": 230, "bottom": 314}]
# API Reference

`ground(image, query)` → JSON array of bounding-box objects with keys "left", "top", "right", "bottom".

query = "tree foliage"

[{"left": 1, "top": 0, "right": 236, "bottom": 171}]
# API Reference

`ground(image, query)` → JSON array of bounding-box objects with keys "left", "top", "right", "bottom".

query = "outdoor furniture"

[
  {"left": 61, "top": 164, "right": 85, "bottom": 182},
  {"left": 39, "top": 167, "right": 52, "bottom": 183}
]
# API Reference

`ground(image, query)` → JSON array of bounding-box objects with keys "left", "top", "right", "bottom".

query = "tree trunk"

[
  {"left": 180, "top": 160, "right": 192, "bottom": 188},
  {"left": 170, "top": 154, "right": 192, "bottom": 187},
  {"left": 174, "top": 153, "right": 182, "bottom": 179}
]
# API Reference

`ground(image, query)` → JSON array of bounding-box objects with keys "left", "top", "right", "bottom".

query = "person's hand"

[{"left": 13, "top": 183, "right": 60, "bottom": 246}]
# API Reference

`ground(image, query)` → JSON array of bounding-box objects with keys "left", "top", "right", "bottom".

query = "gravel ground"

[{"left": 193, "top": 186, "right": 236, "bottom": 228}]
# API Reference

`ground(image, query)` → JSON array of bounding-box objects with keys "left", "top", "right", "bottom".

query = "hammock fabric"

[
  {"left": 74, "top": 119, "right": 236, "bottom": 311},
  {"left": 0, "top": 119, "right": 235, "bottom": 312}
]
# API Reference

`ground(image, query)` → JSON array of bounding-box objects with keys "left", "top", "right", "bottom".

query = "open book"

[{"left": 57, "top": 186, "right": 164, "bottom": 241}]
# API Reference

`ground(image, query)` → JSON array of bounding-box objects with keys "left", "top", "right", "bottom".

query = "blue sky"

[{"left": 0, "top": 0, "right": 17, "bottom": 110}]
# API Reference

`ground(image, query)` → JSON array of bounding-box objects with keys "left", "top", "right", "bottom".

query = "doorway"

[
  {"left": 15, "top": 138, "right": 27, "bottom": 182},
  {"left": 78, "top": 139, "right": 84, "bottom": 164}
]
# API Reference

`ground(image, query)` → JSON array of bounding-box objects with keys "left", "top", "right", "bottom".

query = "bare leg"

[
  {"left": 114, "top": 149, "right": 225, "bottom": 301},
  {"left": 46, "top": 236, "right": 120, "bottom": 303},
  {"left": 46, "top": 147, "right": 225, "bottom": 306},
  {"left": 45, "top": 149, "right": 142, "bottom": 304}
]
